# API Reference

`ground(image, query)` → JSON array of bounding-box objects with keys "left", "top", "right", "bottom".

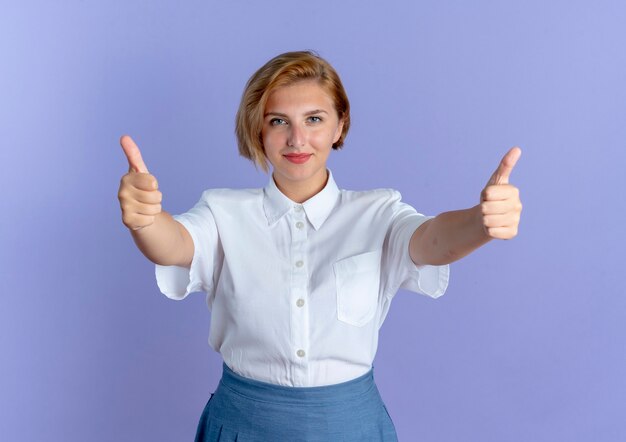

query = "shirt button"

[
  {"left": 294, "top": 205, "right": 303, "bottom": 212},
  {"left": 296, "top": 298, "right": 305, "bottom": 307},
  {"left": 295, "top": 221, "right": 304, "bottom": 229},
  {"left": 295, "top": 260, "right": 304, "bottom": 268},
  {"left": 297, "top": 349, "right": 306, "bottom": 357}
]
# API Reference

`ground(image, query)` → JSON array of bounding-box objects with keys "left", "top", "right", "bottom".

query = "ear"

[{"left": 333, "top": 117, "right": 345, "bottom": 144}]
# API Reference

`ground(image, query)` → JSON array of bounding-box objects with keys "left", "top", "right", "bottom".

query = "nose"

[{"left": 287, "top": 124, "right": 305, "bottom": 148}]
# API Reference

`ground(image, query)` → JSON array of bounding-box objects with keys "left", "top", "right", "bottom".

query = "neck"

[{"left": 272, "top": 169, "right": 329, "bottom": 203}]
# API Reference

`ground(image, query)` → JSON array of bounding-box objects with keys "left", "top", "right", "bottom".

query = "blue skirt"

[{"left": 195, "top": 362, "right": 399, "bottom": 441}]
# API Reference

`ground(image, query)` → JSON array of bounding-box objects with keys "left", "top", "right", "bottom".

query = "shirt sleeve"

[
  {"left": 382, "top": 190, "right": 450, "bottom": 299},
  {"left": 154, "top": 190, "right": 219, "bottom": 302}
]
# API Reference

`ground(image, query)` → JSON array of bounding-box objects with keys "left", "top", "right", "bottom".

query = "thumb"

[
  {"left": 488, "top": 146, "right": 522, "bottom": 185},
  {"left": 120, "top": 134, "right": 149, "bottom": 173}
]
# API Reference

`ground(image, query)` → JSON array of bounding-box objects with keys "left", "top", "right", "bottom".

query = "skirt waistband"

[{"left": 218, "top": 362, "right": 376, "bottom": 405}]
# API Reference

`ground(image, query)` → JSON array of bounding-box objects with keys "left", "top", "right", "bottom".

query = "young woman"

[{"left": 118, "top": 51, "right": 522, "bottom": 441}]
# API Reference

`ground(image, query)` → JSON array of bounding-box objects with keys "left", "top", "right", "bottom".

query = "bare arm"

[
  {"left": 409, "top": 147, "right": 523, "bottom": 266},
  {"left": 410, "top": 206, "right": 490, "bottom": 266},
  {"left": 130, "top": 211, "right": 194, "bottom": 267},
  {"left": 118, "top": 135, "right": 194, "bottom": 268}
]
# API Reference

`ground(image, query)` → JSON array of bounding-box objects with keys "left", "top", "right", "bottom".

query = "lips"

[{"left": 284, "top": 153, "right": 312, "bottom": 164}]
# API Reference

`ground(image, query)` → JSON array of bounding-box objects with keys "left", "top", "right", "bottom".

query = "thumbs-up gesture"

[
  {"left": 117, "top": 135, "right": 163, "bottom": 231},
  {"left": 479, "top": 147, "right": 523, "bottom": 240}
]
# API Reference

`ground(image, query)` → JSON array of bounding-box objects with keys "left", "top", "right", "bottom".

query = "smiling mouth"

[{"left": 284, "top": 153, "right": 312, "bottom": 164}]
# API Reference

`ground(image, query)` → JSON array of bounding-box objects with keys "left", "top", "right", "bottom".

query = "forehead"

[{"left": 265, "top": 80, "right": 335, "bottom": 110}]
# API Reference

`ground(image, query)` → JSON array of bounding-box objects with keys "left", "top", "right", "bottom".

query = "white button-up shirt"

[{"left": 155, "top": 170, "right": 449, "bottom": 387}]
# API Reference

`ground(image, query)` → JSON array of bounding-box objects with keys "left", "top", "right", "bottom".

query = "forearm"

[
  {"left": 130, "top": 211, "right": 190, "bottom": 267},
  {"left": 410, "top": 205, "right": 491, "bottom": 266}
]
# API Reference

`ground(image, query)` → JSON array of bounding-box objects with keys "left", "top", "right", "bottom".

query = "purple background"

[{"left": 2, "top": 1, "right": 625, "bottom": 441}]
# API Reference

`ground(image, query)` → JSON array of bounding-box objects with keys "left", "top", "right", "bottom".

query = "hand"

[
  {"left": 117, "top": 135, "right": 163, "bottom": 231},
  {"left": 479, "top": 147, "right": 523, "bottom": 240}
]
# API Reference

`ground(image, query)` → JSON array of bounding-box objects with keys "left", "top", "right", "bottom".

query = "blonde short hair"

[{"left": 235, "top": 51, "right": 351, "bottom": 172}]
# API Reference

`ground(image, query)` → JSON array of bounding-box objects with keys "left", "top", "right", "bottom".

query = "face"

[{"left": 261, "top": 80, "right": 344, "bottom": 200}]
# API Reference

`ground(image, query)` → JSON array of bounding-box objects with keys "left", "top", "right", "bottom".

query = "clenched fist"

[
  {"left": 479, "top": 147, "right": 523, "bottom": 240},
  {"left": 117, "top": 135, "right": 163, "bottom": 231}
]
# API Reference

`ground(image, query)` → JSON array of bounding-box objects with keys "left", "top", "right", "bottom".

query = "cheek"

[
  {"left": 309, "top": 127, "right": 334, "bottom": 144},
  {"left": 262, "top": 129, "right": 278, "bottom": 145},
  {"left": 262, "top": 131, "right": 285, "bottom": 156},
  {"left": 311, "top": 131, "right": 335, "bottom": 149}
]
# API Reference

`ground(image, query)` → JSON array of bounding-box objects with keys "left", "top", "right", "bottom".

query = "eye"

[
  {"left": 270, "top": 118, "right": 287, "bottom": 126},
  {"left": 307, "top": 116, "right": 322, "bottom": 123}
]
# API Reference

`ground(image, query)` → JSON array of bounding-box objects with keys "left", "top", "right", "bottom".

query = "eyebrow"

[{"left": 264, "top": 109, "right": 329, "bottom": 118}]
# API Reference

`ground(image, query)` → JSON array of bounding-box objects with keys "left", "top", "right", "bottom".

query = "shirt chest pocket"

[{"left": 333, "top": 249, "right": 382, "bottom": 327}]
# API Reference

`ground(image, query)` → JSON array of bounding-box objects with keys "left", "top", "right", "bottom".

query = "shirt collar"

[{"left": 263, "top": 169, "right": 340, "bottom": 231}]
